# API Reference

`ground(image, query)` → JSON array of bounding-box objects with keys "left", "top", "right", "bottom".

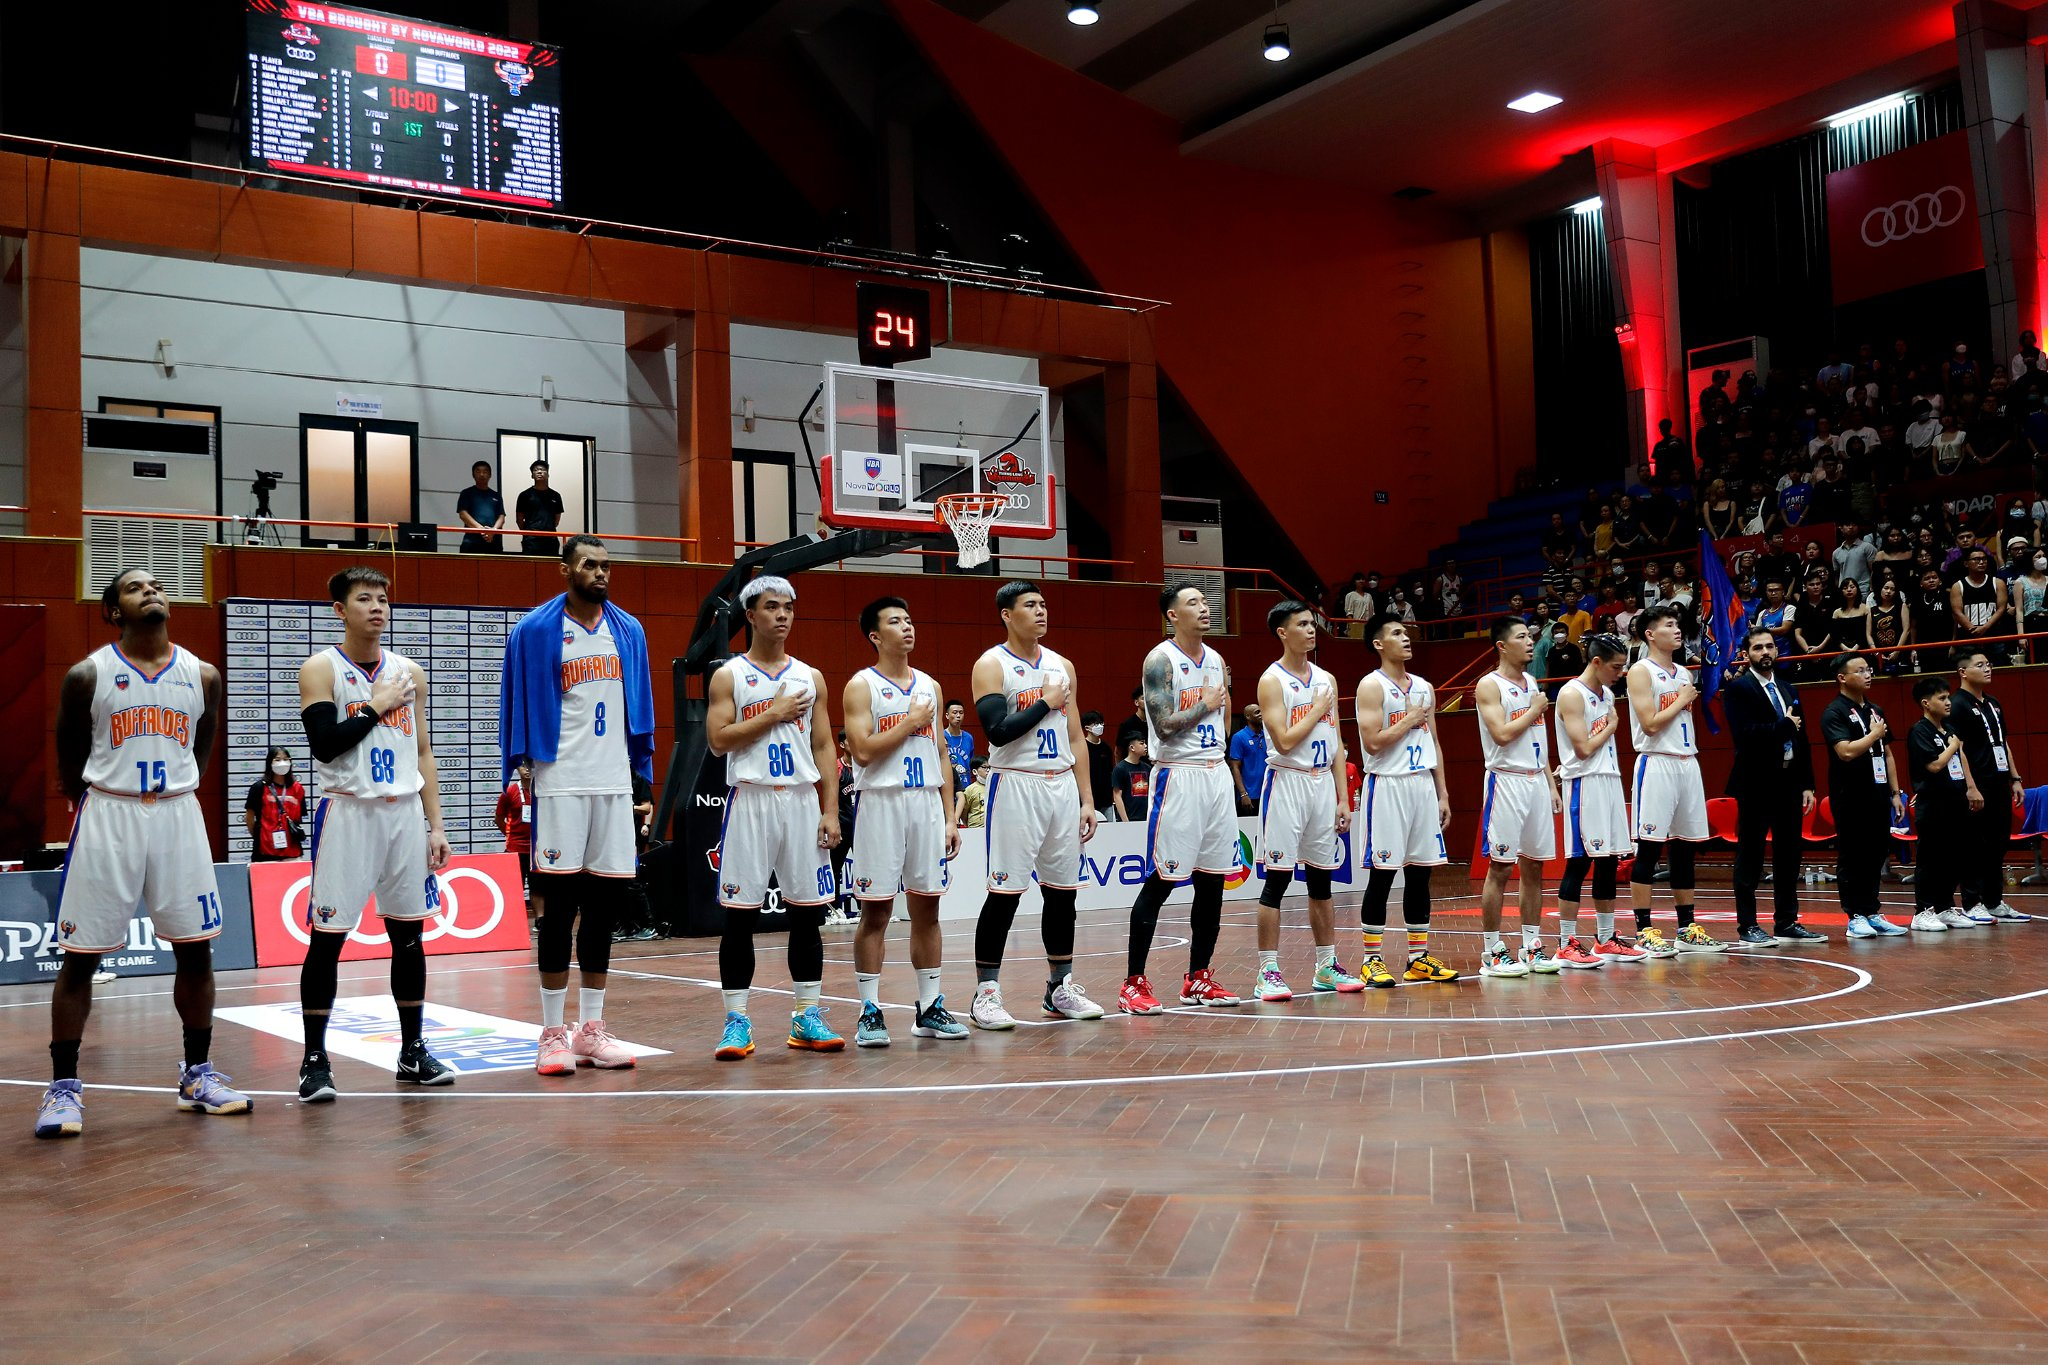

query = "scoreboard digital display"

[{"left": 245, "top": 1, "right": 563, "bottom": 209}]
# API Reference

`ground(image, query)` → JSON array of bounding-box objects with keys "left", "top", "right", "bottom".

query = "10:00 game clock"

[{"left": 245, "top": 0, "right": 564, "bottom": 209}]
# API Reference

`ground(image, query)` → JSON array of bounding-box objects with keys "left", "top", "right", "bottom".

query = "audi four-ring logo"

[
  {"left": 1861, "top": 186, "right": 1966, "bottom": 246},
  {"left": 277, "top": 867, "right": 506, "bottom": 947}
]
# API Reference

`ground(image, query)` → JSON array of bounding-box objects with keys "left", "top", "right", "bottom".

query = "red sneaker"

[
  {"left": 1593, "top": 936, "right": 1647, "bottom": 962},
  {"left": 1118, "top": 975, "right": 1164, "bottom": 1015},
  {"left": 1179, "top": 968, "right": 1241, "bottom": 1007},
  {"left": 1556, "top": 936, "right": 1605, "bottom": 969}
]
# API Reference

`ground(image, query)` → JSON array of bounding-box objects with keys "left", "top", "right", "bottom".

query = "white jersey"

[
  {"left": 1479, "top": 670, "right": 1547, "bottom": 774},
  {"left": 1146, "top": 640, "right": 1228, "bottom": 765},
  {"left": 851, "top": 666, "right": 945, "bottom": 792},
  {"left": 1629, "top": 656, "right": 1698, "bottom": 757},
  {"left": 1358, "top": 670, "right": 1437, "bottom": 777},
  {"left": 80, "top": 643, "right": 207, "bottom": 797},
  {"left": 313, "top": 647, "right": 424, "bottom": 797},
  {"left": 536, "top": 612, "right": 629, "bottom": 796},
  {"left": 1263, "top": 660, "right": 1339, "bottom": 772},
  {"left": 983, "top": 644, "right": 1074, "bottom": 774},
  {"left": 722, "top": 654, "right": 821, "bottom": 787},
  {"left": 1556, "top": 678, "right": 1622, "bottom": 779}
]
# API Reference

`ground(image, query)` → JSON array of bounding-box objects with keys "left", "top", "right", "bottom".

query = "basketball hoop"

[{"left": 936, "top": 493, "right": 1010, "bottom": 568}]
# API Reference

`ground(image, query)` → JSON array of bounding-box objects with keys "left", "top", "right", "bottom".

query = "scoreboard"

[
  {"left": 245, "top": 0, "right": 563, "bottom": 209},
  {"left": 222, "top": 598, "right": 524, "bottom": 861}
]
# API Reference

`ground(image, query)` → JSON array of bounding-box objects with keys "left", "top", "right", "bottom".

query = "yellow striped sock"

[
  {"left": 1362, "top": 930, "right": 1383, "bottom": 953},
  {"left": 1407, "top": 930, "right": 1429, "bottom": 956}
]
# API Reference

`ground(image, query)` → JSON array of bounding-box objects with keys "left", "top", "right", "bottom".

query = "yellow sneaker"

[
  {"left": 1404, "top": 952, "right": 1460, "bottom": 982},
  {"left": 1676, "top": 922, "right": 1730, "bottom": 954},
  {"left": 1360, "top": 954, "right": 1398, "bottom": 988},
  {"left": 1635, "top": 927, "right": 1679, "bottom": 959}
]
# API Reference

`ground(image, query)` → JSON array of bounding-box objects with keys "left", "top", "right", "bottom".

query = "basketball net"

[{"left": 936, "top": 493, "right": 1010, "bottom": 568}]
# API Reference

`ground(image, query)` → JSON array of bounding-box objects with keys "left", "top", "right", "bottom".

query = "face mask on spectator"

[{"left": 271, "top": 760, "right": 291, "bottom": 777}]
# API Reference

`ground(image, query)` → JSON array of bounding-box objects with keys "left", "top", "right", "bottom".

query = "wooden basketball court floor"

[{"left": 7, "top": 883, "right": 2048, "bottom": 1363}]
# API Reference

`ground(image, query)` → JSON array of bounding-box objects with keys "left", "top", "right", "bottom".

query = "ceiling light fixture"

[
  {"left": 1571, "top": 197, "right": 1602, "bottom": 215},
  {"left": 1827, "top": 92, "right": 1909, "bottom": 127},
  {"left": 1066, "top": 1, "right": 1100, "bottom": 25},
  {"left": 1507, "top": 91, "right": 1563, "bottom": 114},
  {"left": 1262, "top": 23, "right": 1291, "bottom": 61}
]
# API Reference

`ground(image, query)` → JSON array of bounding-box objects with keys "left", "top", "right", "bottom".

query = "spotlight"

[
  {"left": 1571, "top": 197, "right": 1602, "bottom": 215},
  {"left": 1262, "top": 23, "right": 1290, "bottom": 61},
  {"left": 1827, "top": 92, "right": 1908, "bottom": 128},
  {"left": 1067, "top": 2, "right": 1099, "bottom": 25},
  {"left": 1507, "top": 91, "right": 1563, "bottom": 114}
]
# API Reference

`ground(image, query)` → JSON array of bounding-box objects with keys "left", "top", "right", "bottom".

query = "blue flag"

[{"left": 1694, "top": 528, "right": 1746, "bottom": 734}]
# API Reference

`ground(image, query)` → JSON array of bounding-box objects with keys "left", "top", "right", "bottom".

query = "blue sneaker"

[
  {"left": 1866, "top": 914, "right": 1909, "bottom": 936},
  {"left": 34, "top": 1079, "right": 83, "bottom": 1139},
  {"left": 787, "top": 1005, "right": 845, "bottom": 1052},
  {"left": 714, "top": 1011, "right": 754, "bottom": 1061},
  {"left": 176, "top": 1063, "right": 253, "bottom": 1115},
  {"left": 855, "top": 1001, "right": 890, "bottom": 1048},
  {"left": 912, "top": 994, "right": 969, "bottom": 1040}
]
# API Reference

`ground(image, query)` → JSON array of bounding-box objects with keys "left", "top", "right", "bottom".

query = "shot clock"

[
  {"left": 855, "top": 283, "right": 935, "bottom": 368},
  {"left": 245, "top": 0, "right": 563, "bottom": 209}
]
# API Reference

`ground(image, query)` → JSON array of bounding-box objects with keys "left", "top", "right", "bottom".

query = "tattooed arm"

[{"left": 1143, "top": 649, "right": 1225, "bottom": 739}]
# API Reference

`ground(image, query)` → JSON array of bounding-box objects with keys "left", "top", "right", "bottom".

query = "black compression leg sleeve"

[
  {"left": 1362, "top": 867, "right": 1398, "bottom": 929},
  {"left": 719, "top": 904, "right": 759, "bottom": 990},
  {"left": 1189, "top": 871, "right": 1226, "bottom": 972},
  {"left": 1260, "top": 871, "right": 1293, "bottom": 908},
  {"left": 1040, "top": 886, "right": 1077, "bottom": 962},
  {"left": 1303, "top": 867, "right": 1332, "bottom": 900},
  {"left": 386, "top": 917, "right": 426, "bottom": 1045},
  {"left": 1127, "top": 875, "right": 1173, "bottom": 978},
  {"left": 535, "top": 873, "right": 580, "bottom": 974},
  {"left": 1669, "top": 842, "right": 1697, "bottom": 927},
  {"left": 1559, "top": 856, "right": 1591, "bottom": 903},
  {"left": 1631, "top": 840, "right": 1664, "bottom": 930},
  {"left": 976, "top": 893, "right": 1019, "bottom": 973},
  {"left": 574, "top": 876, "right": 616, "bottom": 977},
  {"left": 299, "top": 929, "right": 345, "bottom": 1059},
  {"left": 1403, "top": 868, "right": 1433, "bottom": 927},
  {"left": 1591, "top": 856, "right": 1618, "bottom": 901},
  {"left": 786, "top": 902, "right": 824, "bottom": 982}
]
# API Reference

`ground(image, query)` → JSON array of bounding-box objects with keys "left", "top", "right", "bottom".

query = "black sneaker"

[
  {"left": 396, "top": 1041, "right": 455, "bottom": 1086},
  {"left": 298, "top": 1055, "right": 337, "bottom": 1104},
  {"left": 1735, "top": 925, "right": 1777, "bottom": 947},
  {"left": 1775, "top": 923, "right": 1829, "bottom": 945}
]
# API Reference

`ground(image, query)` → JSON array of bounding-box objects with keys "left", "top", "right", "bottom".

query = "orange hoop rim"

[{"left": 935, "top": 492, "right": 1012, "bottom": 517}]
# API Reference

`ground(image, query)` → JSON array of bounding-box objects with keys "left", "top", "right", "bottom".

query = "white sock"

[
  {"left": 579, "top": 987, "right": 604, "bottom": 1023},
  {"left": 1560, "top": 917, "right": 1579, "bottom": 942},
  {"left": 1314, "top": 943, "right": 1336, "bottom": 968},
  {"left": 792, "top": 980, "right": 821, "bottom": 1013},
  {"left": 1596, "top": 911, "right": 1616, "bottom": 941},
  {"left": 1521, "top": 924, "right": 1542, "bottom": 949},
  {"left": 721, "top": 989, "right": 748, "bottom": 1016},
  {"left": 856, "top": 971, "right": 881, "bottom": 1006},
  {"left": 539, "top": 987, "right": 567, "bottom": 1028},
  {"left": 1485, "top": 932, "right": 1504, "bottom": 953},
  {"left": 1258, "top": 950, "right": 1279, "bottom": 973},
  {"left": 915, "top": 967, "right": 942, "bottom": 1009}
]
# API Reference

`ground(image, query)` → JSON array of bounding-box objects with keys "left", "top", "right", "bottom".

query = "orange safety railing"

[
  {"left": 77, "top": 508, "right": 703, "bottom": 557},
  {"left": 736, "top": 539, "right": 1133, "bottom": 574}
]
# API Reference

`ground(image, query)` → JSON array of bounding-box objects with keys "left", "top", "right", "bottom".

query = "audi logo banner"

[
  {"left": 249, "top": 853, "right": 532, "bottom": 967},
  {"left": 1827, "top": 131, "right": 1982, "bottom": 305}
]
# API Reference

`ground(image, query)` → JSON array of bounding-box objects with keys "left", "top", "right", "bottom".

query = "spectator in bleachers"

[
  {"left": 1610, "top": 495, "right": 1642, "bottom": 556},
  {"left": 1651, "top": 417, "right": 1692, "bottom": 485},
  {"left": 1798, "top": 539, "right": 1829, "bottom": 584},
  {"left": 1506, "top": 590, "right": 1530, "bottom": 621},
  {"left": 1668, "top": 561, "right": 1696, "bottom": 610},
  {"left": 1755, "top": 532, "right": 1798, "bottom": 590},
  {"left": 1875, "top": 525, "right": 1913, "bottom": 575},
  {"left": 1912, "top": 565, "right": 1954, "bottom": 667},
  {"left": 1638, "top": 559, "right": 1663, "bottom": 609},
  {"left": 1389, "top": 588, "right": 1417, "bottom": 623},
  {"left": 1575, "top": 489, "right": 1604, "bottom": 548},
  {"left": 1817, "top": 351, "right": 1855, "bottom": 391},
  {"left": 1752, "top": 580, "right": 1796, "bottom": 654},
  {"left": 2011, "top": 330, "right": 2047, "bottom": 382},
  {"left": 1740, "top": 478, "right": 1777, "bottom": 535},
  {"left": 2015, "top": 545, "right": 2048, "bottom": 655},
  {"left": 1777, "top": 459, "right": 1815, "bottom": 528},
  {"left": 1870, "top": 578, "right": 1912, "bottom": 672},
  {"left": 1806, "top": 416, "right": 1838, "bottom": 461},
  {"left": 1700, "top": 478, "right": 1737, "bottom": 538},
  {"left": 1998, "top": 497, "right": 2037, "bottom": 555},
  {"left": 1530, "top": 598, "right": 1557, "bottom": 639},
  {"left": 1833, "top": 518, "right": 1877, "bottom": 596},
  {"left": 1833, "top": 578, "right": 1874, "bottom": 651},
  {"left": 1435, "top": 559, "right": 1464, "bottom": 619},
  {"left": 1930, "top": 411, "right": 1974, "bottom": 476},
  {"left": 1944, "top": 342, "right": 1980, "bottom": 394},
  {"left": 1540, "top": 552, "right": 1571, "bottom": 602},
  {"left": 1558, "top": 592, "right": 1592, "bottom": 643},
  {"left": 1809, "top": 454, "right": 1852, "bottom": 523},
  {"left": 1341, "top": 572, "right": 1375, "bottom": 637},
  {"left": 1950, "top": 546, "right": 2010, "bottom": 652},
  {"left": 1541, "top": 512, "right": 1576, "bottom": 562},
  {"left": 1533, "top": 620, "right": 1563, "bottom": 680},
  {"left": 1905, "top": 400, "right": 1941, "bottom": 466},
  {"left": 1943, "top": 528, "right": 1987, "bottom": 578},
  {"left": 1543, "top": 629, "right": 1584, "bottom": 697},
  {"left": 1589, "top": 501, "right": 1616, "bottom": 558}
]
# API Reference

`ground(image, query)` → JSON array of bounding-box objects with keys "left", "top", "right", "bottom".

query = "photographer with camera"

[{"left": 456, "top": 460, "right": 506, "bottom": 553}]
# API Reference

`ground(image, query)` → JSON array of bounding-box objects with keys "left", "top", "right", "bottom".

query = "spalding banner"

[
  {"left": 1827, "top": 132, "right": 1981, "bottom": 306},
  {"left": 0, "top": 864, "right": 260, "bottom": 986},
  {"left": 248, "top": 853, "right": 531, "bottom": 967}
]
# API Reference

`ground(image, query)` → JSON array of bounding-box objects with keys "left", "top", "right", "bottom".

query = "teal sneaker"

[
  {"left": 713, "top": 1011, "right": 754, "bottom": 1060},
  {"left": 855, "top": 1001, "right": 890, "bottom": 1048},
  {"left": 787, "top": 1005, "right": 845, "bottom": 1052},
  {"left": 911, "top": 994, "right": 969, "bottom": 1039},
  {"left": 1313, "top": 961, "right": 1365, "bottom": 993}
]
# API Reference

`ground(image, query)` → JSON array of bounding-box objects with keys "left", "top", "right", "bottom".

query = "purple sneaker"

[
  {"left": 35, "top": 1079, "right": 83, "bottom": 1139},
  {"left": 176, "top": 1063, "right": 253, "bottom": 1116}
]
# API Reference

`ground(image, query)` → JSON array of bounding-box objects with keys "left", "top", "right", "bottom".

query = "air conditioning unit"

[{"left": 81, "top": 413, "right": 219, "bottom": 602}]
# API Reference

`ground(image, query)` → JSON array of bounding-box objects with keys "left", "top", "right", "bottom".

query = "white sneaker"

[
  {"left": 1965, "top": 904, "right": 1997, "bottom": 925},
  {"left": 1521, "top": 943, "right": 1561, "bottom": 974},
  {"left": 970, "top": 981, "right": 1016, "bottom": 1030},
  {"left": 1043, "top": 974, "right": 1105, "bottom": 1019},
  {"left": 1990, "top": 902, "right": 2033, "bottom": 923},
  {"left": 1480, "top": 944, "right": 1529, "bottom": 978},
  {"left": 89, "top": 968, "right": 117, "bottom": 985},
  {"left": 1939, "top": 908, "right": 1976, "bottom": 929},
  {"left": 1911, "top": 909, "right": 1949, "bottom": 932}
]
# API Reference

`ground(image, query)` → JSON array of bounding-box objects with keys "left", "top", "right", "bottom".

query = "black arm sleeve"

[
  {"left": 301, "top": 702, "right": 381, "bottom": 763},
  {"left": 632, "top": 774, "right": 654, "bottom": 807},
  {"left": 977, "top": 693, "right": 1050, "bottom": 747}
]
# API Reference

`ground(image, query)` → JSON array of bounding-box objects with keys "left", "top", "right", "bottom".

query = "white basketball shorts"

[
  {"left": 1259, "top": 765, "right": 1341, "bottom": 872},
  {"left": 1631, "top": 754, "right": 1708, "bottom": 843},
  {"left": 717, "top": 783, "right": 833, "bottom": 909},
  {"left": 984, "top": 768, "right": 1082, "bottom": 893},
  {"left": 307, "top": 793, "right": 431, "bottom": 932},
  {"left": 847, "top": 786, "right": 949, "bottom": 899},
  {"left": 1361, "top": 771, "right": 1447, "bottom": 870},
  {"left": 533, "top": 792, "right": 637, "bottom": 878},
  {"left": 1563, "top": 774, "right": 1634, "bottom": 859},
  {"left": 1147, "top": 761, "right": 1238, "bottom": 883},
  {"left": 56, "top": 790, "right": 222, "bottom": 953},
  {"left": 1480, "top": 769, "right": 1556, "bottom": 863}
]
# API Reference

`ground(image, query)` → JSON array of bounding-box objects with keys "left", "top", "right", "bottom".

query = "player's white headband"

[{"left": 738, "top": 575, "right": 796, "bottom": 608}]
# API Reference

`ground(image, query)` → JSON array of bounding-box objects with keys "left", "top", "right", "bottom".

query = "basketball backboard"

[{"left": 817, "top": 363, "right": 1057, "bottom": 541}]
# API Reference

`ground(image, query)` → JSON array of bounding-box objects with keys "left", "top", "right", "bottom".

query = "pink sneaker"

[
  {"left": 535, "top": 1024, "right": 576, "bottom": 1076},
  {"left": 571, "top": 1020, "right": 636, "bottom": 1069},
  {"left": 1556, "top": 936, "right": 1605, "bottom": 969}
]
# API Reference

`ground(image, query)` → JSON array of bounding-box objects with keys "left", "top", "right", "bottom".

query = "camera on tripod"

[{"left": 250, "top": 470, "right": 282, "bottom": 518}]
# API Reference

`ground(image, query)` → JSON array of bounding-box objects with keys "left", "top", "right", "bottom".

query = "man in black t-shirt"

[
  {"left": 1820, "top": 654, "right": 1907, "bottom": 937},
  {"left": 1111, "top": 737, "right": 1153, "bottom": 823},
  {"left": 516, "top": 460, "right": 566, "bottom": 556},
  {"left": 1949, "top": 648, "right": 2029, "bottom": 921},
  {"left": 1906, "top": 677, "right": 1973, "bottom": 930},
  {"left": 455, "top": 461, "right": 505, "bottom": 553},
  {"left": 1114, "top": 685, "right": 1147, "bottom": 757}
]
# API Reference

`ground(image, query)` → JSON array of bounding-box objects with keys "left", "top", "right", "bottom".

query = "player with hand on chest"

[{"left": 1474, "top": 616, "right": 1563, "bottom": 978}]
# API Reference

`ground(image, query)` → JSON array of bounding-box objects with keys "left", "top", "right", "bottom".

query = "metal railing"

[{"left": 77, "top": 508, "right": 705, "bottom": 558}]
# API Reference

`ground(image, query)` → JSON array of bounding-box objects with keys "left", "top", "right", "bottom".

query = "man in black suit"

[{"left": 1724, "top": 626, "right": 1827, "bottom": 946}]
